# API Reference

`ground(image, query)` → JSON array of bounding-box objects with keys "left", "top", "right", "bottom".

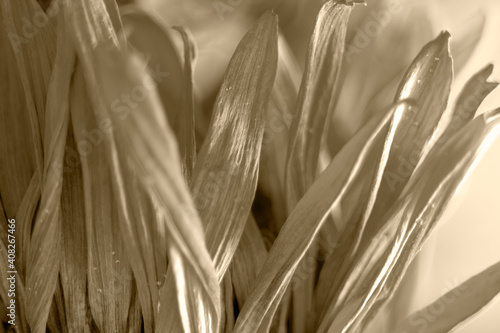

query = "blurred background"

[{"left": 119, "top": 0, "right": 500, "bottom": 331}]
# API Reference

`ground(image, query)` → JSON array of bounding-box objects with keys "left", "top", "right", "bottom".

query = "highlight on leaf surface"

[
  {"left": 190, "top": 10, "right": 278, "bottom": 282},
  {"left": 314, "top": 29, "right": 454, "bottom": 328},
  {"left": 283, "top": 2, "right": 353, "bottom": 330}
]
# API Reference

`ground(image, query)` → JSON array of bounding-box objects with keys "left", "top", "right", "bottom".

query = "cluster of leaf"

[{"left": 1, "top": 0, "right": 500, "bottom": 332}]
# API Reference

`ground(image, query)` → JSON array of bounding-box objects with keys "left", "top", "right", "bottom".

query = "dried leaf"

[
  {"left": 25, "top": 13, "right": 74, "bottom": 332},
  {"left": 58, "top": 125, "right": 90, "bottom": 332},
  {"left": 190, "top": 11, "right": 278, "bottom": 280},
  {"left": 234, "top": 102, "right": 407, "bottom": 332},
  {"left": 0, "top": 5, "right": 39, "bottom": 221},
  {"left": 0, "top": 0, "right": 54, "bottom": 283},
  {"left": 329, "top": 1, "right": 435, "bottom": 157},
  {"left": 68, "top": 2, "right": 224, "bottom": 330},
  {"left": 323, "top": 108, "right": 500, "bottom": 333},
  {"left": 316, "top": 32, "right": 454, "bottom": 315},
  {"left": 439, "top": 64, "right": 498, "bottom": 143},
  {"left": 285, "top": 0, "right": 353, "bottom": 211},
  {"left": 70, "top": 67, "right": 132, "bottom": 332},
  {"left": 283, "top": 2, "right": 353, "bottom": 330},
  {"left": 63, "top": 1, "right": 198, "bottom": 331},
  {"left": 0, "top": 0, "right": 56, "bottom": 169},
  {"left": 315, "top": 34, "right": 454, "bottom": 315},
  {"left": 254, "top": 34, "right": 301, "bottom": 330},
  {"left": 88, "top": 47, "right": 217, "bottom": 332},
  {"left": 258, "top": 33, "right": 301, "bottom": 234}
]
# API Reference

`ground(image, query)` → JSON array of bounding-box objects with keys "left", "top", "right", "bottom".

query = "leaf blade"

[{"left": 190, "top": 11, "right": 279, "bottom": 281}]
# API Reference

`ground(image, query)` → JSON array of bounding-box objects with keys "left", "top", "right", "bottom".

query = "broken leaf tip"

[
  {"left": 436, "top": 30, "right": 452, "bottom": 48},
  {"left": 481, "top": 63, "right": 496, "bottom": 78}
]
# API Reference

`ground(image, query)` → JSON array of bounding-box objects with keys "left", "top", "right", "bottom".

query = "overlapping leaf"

[
  {"left": 230, "top": 215, "right": 267, "bottom": 308},
  {"left": 284, "top": 0, "right": 353, "bottom": 211},
  {"left": 58, "top": 124, "right": 90, "bottom": 332},
  {"left": 322, "top": 108, "right": 500, "bottom": 333},
  {"left": 283, "top": 2, "right": 353, "bottom": 330},
  {"left": 24, "top": 13, "right": 74, "bottom": 332},
  {"left": 330, "top": 0, "right": 435, "bottom": 156},
  {"left": 63, "top": 1, "right": 220, "bottom": 332},
  {"left": 120, "top": 5, "right": 186, "bottom": 128},
  {"left": 0, "top": 0, "right": 56, "bottom": 286},
  {"left": 315, "top": 32, "right": 454, "bottom": 325},
  {"left": 257, "top": 33, "right": 301, "bottom": 234},
  {"left": 70, "top": 67, "right": 132, "bottom": 332},
  {"left": 234, "top": 101, "right": 407, "bottom": 332},
  {"left": 439, "top": 64, "right": 498, "bottom": 142}
]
